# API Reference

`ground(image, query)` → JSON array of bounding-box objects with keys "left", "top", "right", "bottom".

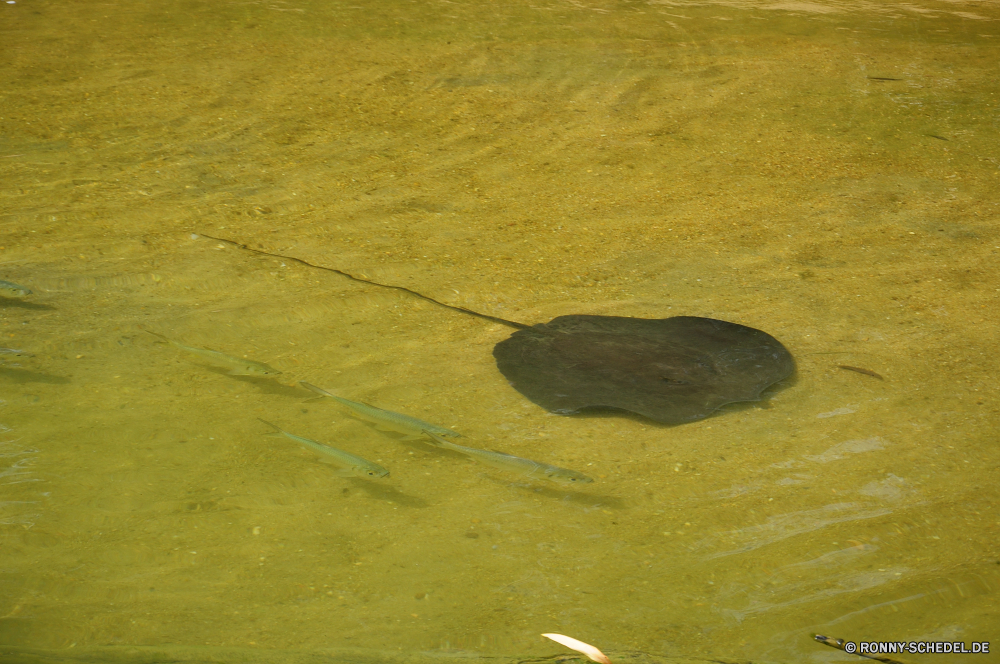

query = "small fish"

[
  {"left": 299, "top": 381, "right": 460, "bottom": 438},
  {"left": 0, "top": 347, "right": 34, "bottom": 357},
  {"left": 0, "top": 280, "right": 32, "bottom": 298},
  {"left": 257, "top": 418, "right": 389, "bottom": 478},
  {"left": 837, "top": 365, "right": 884, "bottom": 380},
  {"left": 144, "top": 329, "right": 281, "bottom": 375},
  {"left": 423, "top": 430, "right": 593, "bottom": 485}
]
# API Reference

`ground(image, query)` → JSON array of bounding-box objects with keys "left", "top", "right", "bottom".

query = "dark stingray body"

[{"left": 493, "top": 315, "right": 794, "bottom": 424}]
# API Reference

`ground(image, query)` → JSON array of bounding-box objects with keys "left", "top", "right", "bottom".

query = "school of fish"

[{"left": 3, "top": 277, "right": 593, "bottom": 488}]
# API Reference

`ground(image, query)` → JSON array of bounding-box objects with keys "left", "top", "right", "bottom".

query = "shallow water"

[{"left": 1, "top": 0, "right": 998, "bottom": 662}]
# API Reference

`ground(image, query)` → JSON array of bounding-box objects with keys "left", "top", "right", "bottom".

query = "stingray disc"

[{"left": 492, "top": 315, "right": 794, "bottom": 424}]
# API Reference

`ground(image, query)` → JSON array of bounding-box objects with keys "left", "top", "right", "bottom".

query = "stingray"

[
  {"left": 200, "top": 235, "right": 795, "bottom": 424},
  {"left": 493, "top": 314, "right": 793, "bottom": 424}
]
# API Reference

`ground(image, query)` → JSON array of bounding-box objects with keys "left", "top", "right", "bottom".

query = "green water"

[{"left": 1, "top": 0, "right": 998, "bottom": 662}]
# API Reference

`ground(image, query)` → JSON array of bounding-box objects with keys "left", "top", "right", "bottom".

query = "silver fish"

[
  {"left": 0, "top": 280, "right": 32, "bottom": 297},
  {"left": 299, "top": 381, "right": 460, "bottom": 438},
  {"left": 423, "top": 430, "right": 593, "bottom": 485},
  {"left": 257, "top": 419, "right": 389, "bottom": 478},
  {"left": 144, "top": 329, "right": 280, "bottom": 375},
  {"left": 0, "top": 347, "right": 33, "bottom": 357}
]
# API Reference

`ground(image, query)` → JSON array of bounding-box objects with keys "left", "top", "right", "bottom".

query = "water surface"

[{"left": 1, "top": 0, "right": 998, "bottom": 662}]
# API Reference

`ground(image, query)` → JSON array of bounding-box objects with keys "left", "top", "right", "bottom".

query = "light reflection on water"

[{"left": 1, "top": 0, "right": 998, "bottom": 661}]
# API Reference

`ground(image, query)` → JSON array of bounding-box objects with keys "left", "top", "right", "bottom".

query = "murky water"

[{"left": 1, "top": 0, "right": 998, "bottom": 662}]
